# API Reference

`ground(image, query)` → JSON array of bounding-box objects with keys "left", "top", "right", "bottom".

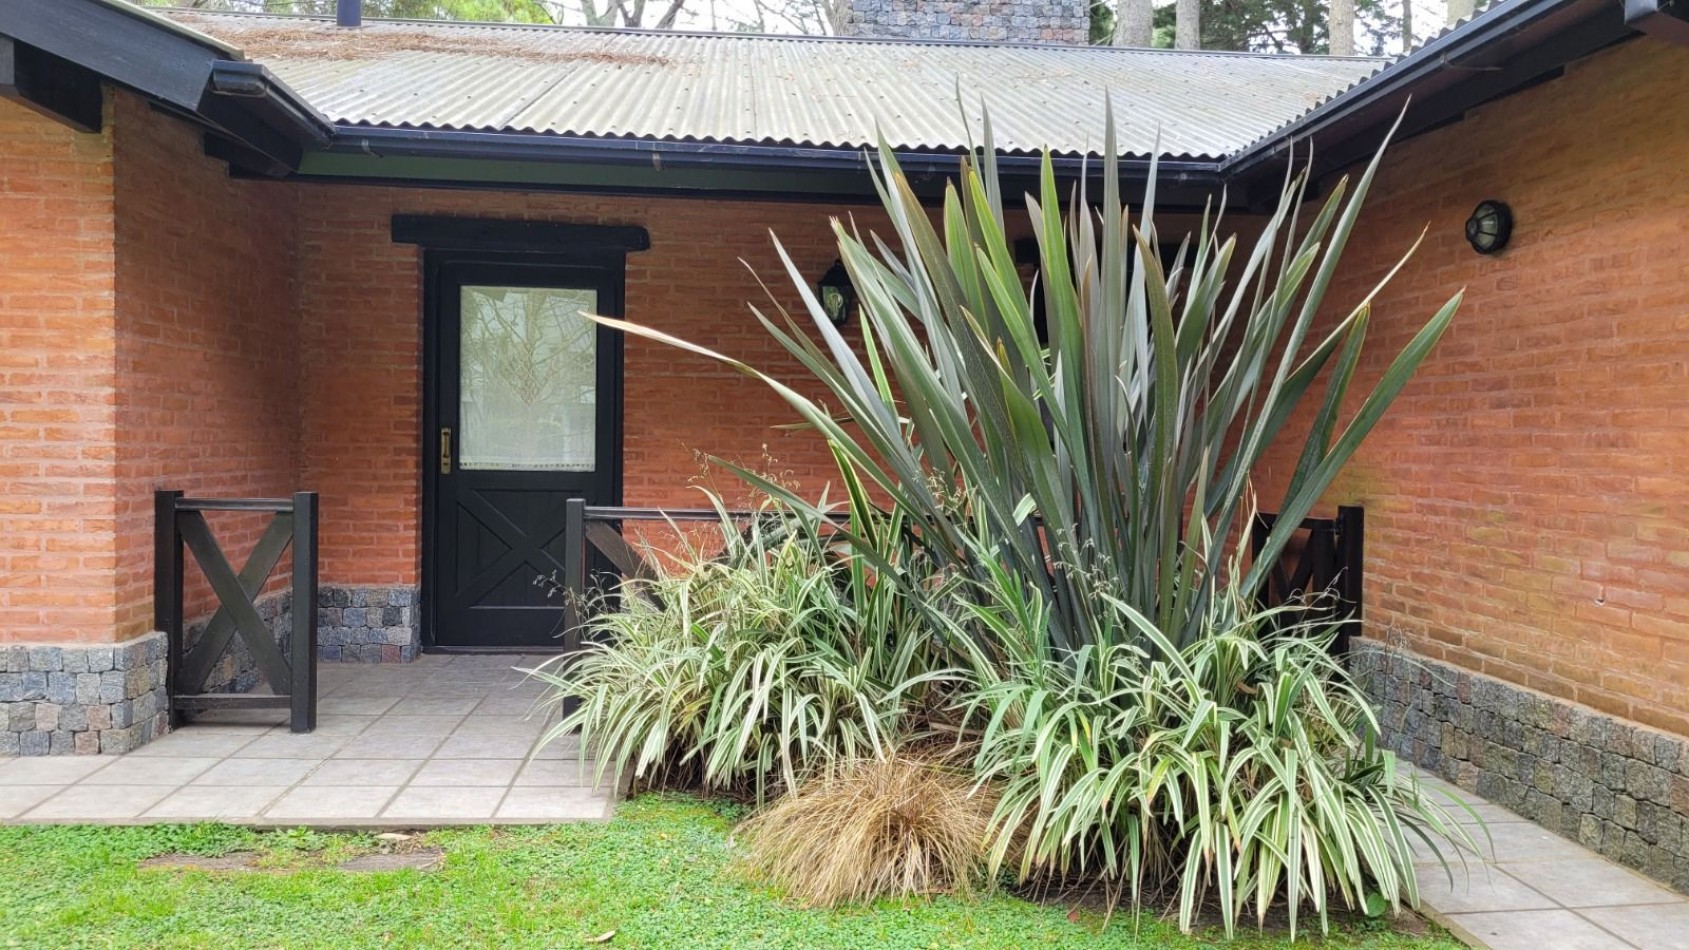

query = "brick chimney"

[{"left": 842, "top": 0, "right": 1090, "bottom": 44}]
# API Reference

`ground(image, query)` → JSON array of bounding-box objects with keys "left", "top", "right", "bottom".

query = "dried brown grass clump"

[{"left": 736, "top": 756, "right": 994, "bottom": 907}]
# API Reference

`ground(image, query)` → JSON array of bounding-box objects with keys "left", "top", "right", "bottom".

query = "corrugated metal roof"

[{"left": 165, "top": 12, "right": 1383, "bottom": 160}]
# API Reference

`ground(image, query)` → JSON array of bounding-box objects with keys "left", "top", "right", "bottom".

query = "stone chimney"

[{"left": 842, "top": 0, "right": 1090, "bottom": 45}]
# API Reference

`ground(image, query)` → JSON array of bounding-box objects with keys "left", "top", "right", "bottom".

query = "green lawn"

[{"left": 0, "top": 795, "right": 1463, "bottom": 949}]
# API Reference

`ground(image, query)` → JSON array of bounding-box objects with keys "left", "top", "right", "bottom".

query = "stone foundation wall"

[
  {"left": 184, "top": 592, "right": 294, "bottom": 695},
  {"left": 1354, "top": 640, "right": 1689, "bottom": 891},
  {"left": 0, "top": 632, "right": 169, "bottom": 755},
  {"left": 317, "top": 585, "right": 420, "bottom": 663}
]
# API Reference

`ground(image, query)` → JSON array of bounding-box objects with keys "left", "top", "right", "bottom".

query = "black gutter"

[
  {"left": 321, "top": 125, "right": 1226, "bottom": 184},
  {"left": 1221, "top": 0, "right": 1630, "bottom": 178},
  {"left": 207, "top": 60, "right": 334, "bottom": 144}
]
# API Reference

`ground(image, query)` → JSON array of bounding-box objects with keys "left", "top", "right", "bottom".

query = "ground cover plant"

[
  {"left": 538, "top": 108, "right": 1477, "bottom": 936},
  {"left": 0, "top": 796, "right": 1465, "bottom": 950}
]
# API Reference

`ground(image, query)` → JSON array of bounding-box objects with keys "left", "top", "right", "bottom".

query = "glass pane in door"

[{"left": 459, "top": 285, "right": 598, "bottom": 472}]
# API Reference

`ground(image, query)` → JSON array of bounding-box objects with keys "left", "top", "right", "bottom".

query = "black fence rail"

[
  {"left": 558, "top": 501, "right": 1366, "bottom": 655},
  {"left": 556, "top": 502, "right": 830, "bottom": 648},
  {"left": 155, "top": 490, "right": 319, "bottom": 732},
  {"left": 1251, "top": 506, "right": 1365, "bottom": 655}
]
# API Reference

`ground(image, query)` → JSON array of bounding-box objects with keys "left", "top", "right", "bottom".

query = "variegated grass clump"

[
  {"left": 737, "top": 754, "right": 995, "bottom": 907},
  {"left": 571, "top": 104, "right": 1476, "bottom": 932},
  {"left": 958, "top": 565, "right": 1478, "bottom": 936},
  {"left": 529, "top": 492, "right": 954, "bottom": 804}
]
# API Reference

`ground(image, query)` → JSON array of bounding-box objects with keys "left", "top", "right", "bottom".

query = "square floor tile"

[
  {"left": 0, "top": 756, "right": 113, "bottom": 784},
  {"left": 290, "top": 716, "right": 378, "bottom": 738},
  {"left": 528, "top": 736, "right": 579, "bottom": 760},
  {"left": 81, "top": 756, "right": 221, "bottom": 786},
  {"left": 21, "top": 784, "right": 170, "bottom": 821},
  {"left": 1472, "top": 822, "right": 1597, "bottom": 864},
  {"left": 264, "top": 785, "right": 399, "bottom": 821},
  {"left": 452, "top": 716, "right": 547, "bottom": 739},
  {"left": 0, "top": 756, "right": 112, "bottom": 784},
  {"left": 473, "top": 695, "right": 546, "bottom": 716},
  {"left": 318, "top": 696, "right": 401, "bottom": 717},
  {"left": 1502, "top": 859, "right": 1683, "bottom": 908},
  {"left": 193, "top": 757, "right": 320, "bottom": 787},
  {"left": 144, "top": 785, "right": 288, "bottom": 820},
  {"left": 513, "top": 759, "right": 600, "bottom": 787},
  {"left": 302, "top": 759, "right": 424, "bottom": 787},
  {"left": 1582, "top": 901, "right": 1689, "bottom": 946},
  {"left": 431, "top": 735, "right": 535, "bottom": 760},
  {"left": 234, "top": 733, "right": 352, "bottom": 759},
  {"left": 1416, "top": 865, "right": 1556, "bottom": 914},
  {"left": 382, "top": 785, "right": 506, "bottom": 820},
  {"left": 1444, "top": 909, "right": 1633, "bottom": 950},
  {"left": 495, "top": 786, "right": 610, "bottom": 821},
  {"left": 336, "top": 735, "right": 445, "bottom": 760},
  {"left": 0, "top": 785, "right": 64, "bottom": 819},
  {"left": 410, "top": 759, "right": 520, "bottom": 787},
  {"left": 128, "top": 732, "right": 260, "bottom": 758},
  {"left": 387, "top": 697, "right": 481, "bottom": 717},
  {"left": 363, "top": 716, "right": 464, "bottom": 739}
]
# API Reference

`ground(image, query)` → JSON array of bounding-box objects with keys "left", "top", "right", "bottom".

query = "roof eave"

[
  {"left": 321, "top": 125, "right": 1227, "bottom": 180},
  {"left": 1223, "top": 0, "right": 1638, "bottom": 180}
]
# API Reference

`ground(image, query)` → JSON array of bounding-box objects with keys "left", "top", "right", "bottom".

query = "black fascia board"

[
  {"left": 0, "top": 0, "right": 227, "bottom": 110},
  {"left": 0, "top": 37, "right": 103, "bottom": 133},
  {"left": 1221, "top": 0, "right": 1632, "bottom": 182},
  {"left": 319, "top": 124, "right": 1226, "bottom": 185}
]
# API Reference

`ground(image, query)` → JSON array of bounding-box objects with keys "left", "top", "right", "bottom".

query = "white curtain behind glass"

[{"left": 459, "top": 285, "right": 598, "bottom": 472}]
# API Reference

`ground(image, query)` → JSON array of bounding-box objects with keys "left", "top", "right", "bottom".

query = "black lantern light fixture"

[
  {"left": 1464, "top": 200, "right": 1514, "bottom": 255},
  {"left": 817, "top": 258, "right": 856, "bottom": 327}
]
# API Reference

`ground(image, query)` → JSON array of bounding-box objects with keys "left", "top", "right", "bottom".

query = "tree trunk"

[
  {"left": 1402, "top": 0, "right": 1413, "bottom": 53},
  {"left": 1114, "top": 0, "right": 1153, "bottom": 46},
  {"left": 1446, "top": 0, "right": 1475, "bottom": 24},
  {"left": 1329, "top": 0, "right": 1355, "bottom": 55},
  {"left": 1175, "top": 0, "right": 1200, "bottom": 49}
]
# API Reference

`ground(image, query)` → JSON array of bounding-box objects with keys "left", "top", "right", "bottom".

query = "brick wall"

[
  {"left": 1257, "top": 37, "right": 1689, "bottom": 736},
  {"left": 0, "top": 96, "right": 118, "bottom": 646},
  {"left": 111, "top": 92, "right": 301, "bottom": 638},
  {"left": 295, "top": 188, "right": 890, "bottom": 589},
  {"left": 0, "top": 90, "right": 300, "bottom": 649}
]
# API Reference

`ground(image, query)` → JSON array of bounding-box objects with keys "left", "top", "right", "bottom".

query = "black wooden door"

[{"left": 426, "top": 257, "right": 622, "bottom": 650}]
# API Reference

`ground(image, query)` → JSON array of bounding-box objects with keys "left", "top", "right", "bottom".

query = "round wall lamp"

[
  {"left": 817, "top": 259, "right": 857, "bottom": 327},
  {"left": 1464, "top": 200, "right": 1514, "bottom": 255}
]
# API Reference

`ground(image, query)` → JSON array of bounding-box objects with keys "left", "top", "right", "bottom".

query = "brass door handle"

[{"left": 440, "top": 427, "right": 452, "bottom": 475}]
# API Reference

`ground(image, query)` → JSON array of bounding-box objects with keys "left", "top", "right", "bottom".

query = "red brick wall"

[
  {"left": 0, "top": 90, "right": 301, "bottom": 646},
  {"left": 1256, "top": 38, "right": 1689, "bottom": 735},
  {"left": 0, "top": 96, "right": 118, "bottom": 645},
  {"left": 295, "top": 188, "right": 887, "bottom": 588},
  {"left": 110, "top": 92, "right": 301, "bottom": 637}
]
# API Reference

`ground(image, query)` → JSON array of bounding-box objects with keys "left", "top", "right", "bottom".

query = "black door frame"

[{"left": 401, "top": 216, "right": 649, "bottom": 653}]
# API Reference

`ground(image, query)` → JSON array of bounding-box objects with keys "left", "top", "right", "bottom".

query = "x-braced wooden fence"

[
  {"left": 155, "top": 490, "right": 319, "bottom": 733},
  {"left": 1251, "top": 506, "right": 1365, "bottom": 655}
]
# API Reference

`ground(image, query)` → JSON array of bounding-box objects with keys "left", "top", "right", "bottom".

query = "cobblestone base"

[
  {"left": 0, "top": 632, "right": 169, "bottom": 756},
  {"left": 1354, "top": 640, "right": 1689, "bottom": 891},
  {"left": 318, "top": 586, "right": 419, "bottom": 663},
  {"left": 187, "top": 592, "right": 293, "bottom": 695}
]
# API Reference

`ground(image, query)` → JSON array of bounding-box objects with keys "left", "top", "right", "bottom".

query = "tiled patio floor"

[
  {"left": 1410, "top": 769, "right": 1687, "bottom": 949},
  {"left": 0, "top": 654, "right": 616, "bottom": 826}
]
